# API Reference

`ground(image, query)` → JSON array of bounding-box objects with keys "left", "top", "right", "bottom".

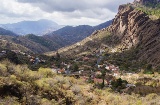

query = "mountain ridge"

[
  {"left": 0, "top": 19, "right": 64, "bottom": 35},
  {"left": 49, "top": 20, "right": 112, "bottom": 45},
  {"left": 0, "top": 27, "right": 18, "bottom": 36}
]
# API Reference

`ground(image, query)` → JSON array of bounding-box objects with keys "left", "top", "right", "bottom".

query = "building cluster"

[
  {"left": 0, "top": 50, "right": 6, "bottom": 56},
  {"left": 12, "top": 50, "right": 46, "bottom": 64}
]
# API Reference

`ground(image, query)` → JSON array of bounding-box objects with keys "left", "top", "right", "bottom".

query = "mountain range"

[
  {"left": 0, "top": 20, "right": 112, "bottom": 53},
  {"left": 47, "top": 0, "right": 160, "bottom": 69}
]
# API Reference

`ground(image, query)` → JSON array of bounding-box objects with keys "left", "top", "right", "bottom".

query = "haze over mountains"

[
  {"left": 0, "top": 19, "right": 64, "bottom": 35},
  {"left": 0, "top": 19, "right": 112, "bottom": 37},
  {"left": 0, "top": 27, "right": 17, "bottom": 36}
]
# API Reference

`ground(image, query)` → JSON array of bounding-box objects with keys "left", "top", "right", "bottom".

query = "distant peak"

[
  {"left": 37, "top": 19, "right": 53, "bottom": 22},
  {"left": 17, "top": 19, "right": 57, "bottom": 24}
]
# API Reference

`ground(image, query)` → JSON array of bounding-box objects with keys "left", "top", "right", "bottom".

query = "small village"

[
  {"left": 0, "top": 48, "right": 137, "bottom": 90},
  {"left": 50, "top": 47, "right": 137, "bottom": 91},
  {"left": 1, "top": 49, "right": 159, "bottom": 94}
]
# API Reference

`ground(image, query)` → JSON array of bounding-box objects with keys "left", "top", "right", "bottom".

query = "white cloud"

[{"left": 0, "top": 0, "right": 134, "bottom": 25}]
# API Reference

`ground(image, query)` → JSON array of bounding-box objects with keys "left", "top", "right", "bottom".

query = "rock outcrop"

[{"left": 108, "top": 4, "right": 160, "bottom": 67}]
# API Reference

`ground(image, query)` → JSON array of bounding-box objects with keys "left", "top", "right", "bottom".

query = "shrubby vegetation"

[
  {"left": 136, "top": 7, "right": 160, "bottom": 19},
  {"left": 135, "top": 2, "right": 160, "bottom": 19},
  {"left": 0, "top": 60, "right": 160, "bottom": 105}
]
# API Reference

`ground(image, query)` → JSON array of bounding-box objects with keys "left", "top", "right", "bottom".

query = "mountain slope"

[
  {"left": 0, "top": 19, "right": 63, "bottom": 35},
  {"left": 0, "top": 35, "right": 33, "bottom": 53},
  {"left": 134, "top": 0, "right": 160, "bottom": 19},
  {"left": 49, "top": 20, "right": 112, "bottom": 45},
  {"left": 25, "top": 34, "right": 68, "bottom": 51},
  {"left": 134, "top": 0, "right": 160, "bottom": 6},
  {"left": 51, "top": 25, "right": 94, "bottom": 45},
  {"left": 0, "top": 33, "right": 70, "bottom": 54},
  {"left": 0, "top": 27, "right": 17, "bottom": 36}
]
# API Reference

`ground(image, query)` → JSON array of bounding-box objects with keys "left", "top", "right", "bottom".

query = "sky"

[{"left": 0, "top": 0, "right": 134, "bottom": 26}]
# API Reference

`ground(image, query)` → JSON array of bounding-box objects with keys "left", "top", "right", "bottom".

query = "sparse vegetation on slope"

[
  {"left": 135, "top": 6, "right": 160, "bottom": 19},
  {"left": 25, "top": 34, "right": 66, "bottom": 51},
  {"left": 133, "top": 0, "right": 160, "bottom": 19},
  {"left": 0, "top": 60, "right": 160, "bottom": 105}
]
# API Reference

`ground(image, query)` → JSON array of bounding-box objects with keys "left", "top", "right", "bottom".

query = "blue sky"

[{"left": 0, "top": 0, "right": 134, "bottom": 25}]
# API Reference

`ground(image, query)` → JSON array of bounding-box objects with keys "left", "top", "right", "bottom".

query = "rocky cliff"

[{"left": 108, "top": 4, "right": 160, "bottom": 67}]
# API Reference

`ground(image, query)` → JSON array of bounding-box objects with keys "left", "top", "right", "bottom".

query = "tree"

[
  {"left": 6, "top": 50, "right": 21, "bottom": 64},
  {"left": 111, "top": 78, "right": 128, "bottom": 91},
  {"left": 55, "top": 52, "right": 60, "bottom": 61},
  {"left": 100, "top": 69, "right": 106, "bottom": 88},
  {"left": 73, "top": 63, "right": 79, "bottom": 72}
]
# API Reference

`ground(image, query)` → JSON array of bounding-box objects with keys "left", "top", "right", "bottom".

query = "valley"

[{"left": 0, "top": 0, "right": 160, "bottom": 105}]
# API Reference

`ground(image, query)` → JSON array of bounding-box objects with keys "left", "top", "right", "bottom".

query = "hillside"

[
  {"left": 0, "top": 19, "right": 63, "bottom": 35},
  {"left": 134, "top": 0, "right": 160, "bottom": 19},
  {"left": 0, "top": 35, "right": 32, "bottom": 53},
  {"left": 0, "top": 27, "right": 17, "bottom": 36},
  {"left": 0, "top": 61, "right": 160, "bottom": 105},
  {"left": 25, "top": 34, "right": 69, "bottom": 51},
  {"left": 0, "top": 35, "right": 50, "bottom": 53},
  {"left": 134, "top": 0, "right": 160, "bottom": 6},
  {"left": 51, "top": 25, "right": 94, "bottom": 45},
  {"left": 0, "top": 33, "right": 70, "bottom": 54},
  {"left": 49, "top": 20, "right": 112, "bottom": 45},
  {"left": 46, "top": 2, "right": 160, "bottom": 70}
]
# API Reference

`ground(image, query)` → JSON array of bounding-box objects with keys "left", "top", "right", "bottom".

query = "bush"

[
  {"left": 38, "top": 68, "right": 54, "bottom": 78},
  {"left": 111, "top": 78, "right": 128, "bottom": 91}
]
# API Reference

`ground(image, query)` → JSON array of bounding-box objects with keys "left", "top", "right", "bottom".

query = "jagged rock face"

[
  {"left": 108, "top": 5, "right": 160, "bottom": 67},
  {"left": 109, "top": 5, "right": 149, "bottom": 49},
  {"left": 137, "top": 19, "right": 160, "bottom": 67}
]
